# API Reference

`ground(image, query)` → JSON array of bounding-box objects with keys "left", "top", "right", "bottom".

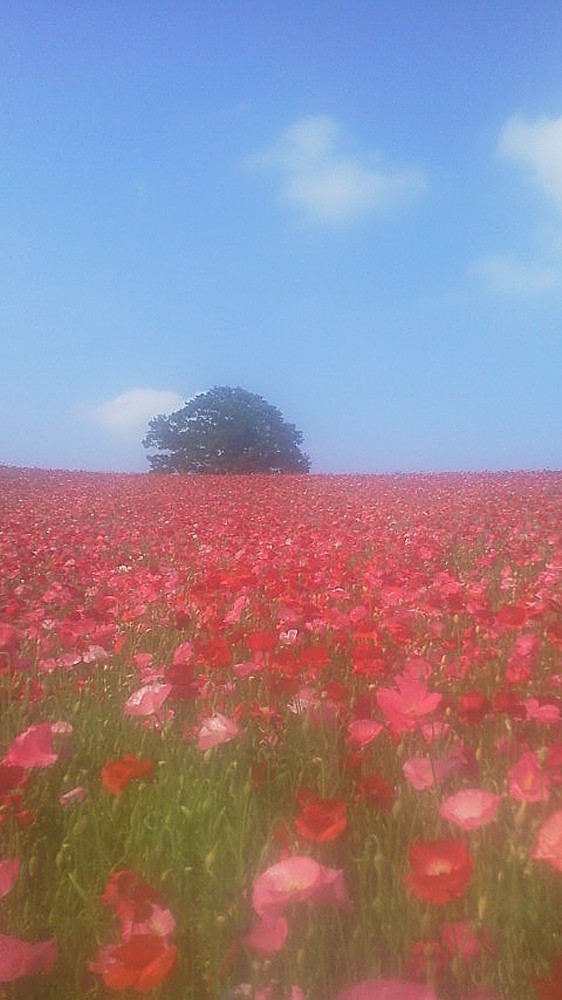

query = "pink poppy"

[
  {"left": 524, "top": 698, "right": 560, "bottom": 724},
  {"left": 233, "top": 660, "right": 263, "bottom": 678},
  {"left": 197, "top": 714, "right": 240, "bottom": 750},
  {"left": 243, "top": 915, "right": 288, "bottom": 954},
  {"left": 3, "top": 723, "right": 58, "bottom": 769},
  {"left": 59, "top": 786, "right": 87, "bottom": 806},
  {"left": 347, "top": 720, "right": 383, "bottom": 749},
  {"left": 0, "top": 934, "right": 57, "bottom": 982},
  {"left": 334, "top": 978, "right": 438, "bottom": 999},
  {"left": 252, "top": 857, "right": 323, "bottom": 918},
  {"left": 171, "top": 641, "right": 194, "bottom": 666},
  {"left": 124, "top": 683, "right": 172, "bottom": 717},
  {"left": 508, "top": 751, "right": 551, "bottom": 803},
  {"left": 0, "top": 857, "right": 20, "bottom": 898},
  {"left": 530, "top": 809, "right": 562, "bottom": 872},
  {"left": 252, "top": 856, "right": 352, "bottom": 920},
  {"left": 439, "top": 789, "right": 501, "bottom": 830},
  {"left": 377, "top": 674, "right": 442, "bottom": 736},
  {"left": 310, "top": 865, "right": 353, "bottom": 911},
  {"left": 224, "top": 595, "right": 250, "bottom": 624},
  {"left": 403, "top": 756, "right": 459, "bottom": 791}
]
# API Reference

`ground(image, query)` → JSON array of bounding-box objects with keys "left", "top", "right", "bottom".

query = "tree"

[{"left": 143, "top": 386, "right": 311, "bottom": 474}]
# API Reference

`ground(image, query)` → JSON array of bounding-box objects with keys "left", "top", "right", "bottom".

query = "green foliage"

[{"left": 143, "top": 385, "right": 311, "bottom": 474}]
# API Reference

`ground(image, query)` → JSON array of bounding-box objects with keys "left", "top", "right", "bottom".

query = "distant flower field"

[{"left": 1, "top": 467, "right": 562, "bottom": 999}]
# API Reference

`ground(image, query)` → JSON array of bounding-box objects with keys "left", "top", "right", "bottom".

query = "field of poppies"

[{"left": 1, "top": 467, "right": 562, "bottom": 1000}]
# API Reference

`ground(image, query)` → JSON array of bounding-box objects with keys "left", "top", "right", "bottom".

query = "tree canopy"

[{"left": 143, "top": 386, "right": 311, "bottom": 474}]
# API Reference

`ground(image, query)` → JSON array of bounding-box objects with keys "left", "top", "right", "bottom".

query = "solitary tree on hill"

[{"left": 143, "top": 386, "right": 311, "bottom": 474}]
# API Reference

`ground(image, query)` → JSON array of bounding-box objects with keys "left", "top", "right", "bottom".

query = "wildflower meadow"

[{"left": 1, "top": 467, "right": 562, "bottom": 1000}]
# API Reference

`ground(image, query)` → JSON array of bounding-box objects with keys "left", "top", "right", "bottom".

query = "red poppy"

[
  {"left": 101, "top": 755, "right": 154, "bottom": 795},
  {"left": 532, "top": 955, "right": 562, "bottom": 1000},
  {"left": 102, "top": 870, "right": 162, "bottom": 924},
  {"left": 354, "top": 774, "right": 396, "bottom": 811},
  {"left": 245, "top": 630, "right": 279, "bottom": 654},
  {"left": 163, "top": 661, "right": 198, "bottom": 701},
  {"left": 90, "top": 934, "right": 177, "bottom": 992},
  {"left": 295, "top": 788, "right": 347, "bottom": 843},
  {"left": 0, "top": 764, "right": 27, "bottom": 795},
  {"left": 405, "top": 938, "right": 448, "bottom": 981},
  {"left": 458, "top": 692, "right": 489, "bottom": 724},
  {"left": 195, "top": 636, "right": 232, "bottom": 667},
  {"left": 404, "top": 838, "right": 474, "bottom": 904}
]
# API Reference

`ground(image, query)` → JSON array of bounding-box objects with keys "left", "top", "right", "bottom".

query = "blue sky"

[{"left": 3, "top": 1, "right": 562, "bottom": 473}]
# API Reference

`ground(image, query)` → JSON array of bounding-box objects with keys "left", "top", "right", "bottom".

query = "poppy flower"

[
  {"left": 164, "top": 661, "right": 198, "bottom": 700},
  {"left": 101, "top": 755, "right": 154, "bottom": 795},
  {"left": 197, "top": 714, "right": 240, "bottom": 750},
  {"left": 252, "top": 856, "right": 324, "bottom": 918},
  {"left": 251, "top": 856, "right": 351, "bottom": 919},
  {"left": 195, "top": 636, "right": 232, "bottom": 667},
  {"left": 0, "top": 934, "right": 57, "bottom": 983},
  {"left": 102, "top": 870, "right": 162, "bottom": 924},
  {"left": 295, "top": 788, "right": 347, "bottom": 843},
  {"left": 439, "top": 920, "right": 485, "bottom": 962},
  {"left": 3, "top": 723, "right": 58, "bottom": 769},
  {"left": 124, "top": 683, "right": 171, "bottom": 718},
  {"left": 347, "top": 719, "right": 384, "bottom": 749},
  {"left": 243, "top": 915, "right": 288, "bottom": 955},
  {"left": 532, "top": 955, "right": 562, "bottom": 1000},
  {"left": 89, "top": 934, "right": 177, "bottom": 992},
  {"left": 376, "top": 674, "right": 443, "bottom": 736},
  {"left": 171, "top": 641, "right": 194, "bottom": 666},
  {"left": 524, "top": 699, "right": 560, "bottom": 725},
  {"left": 439, "top": 789, "right": 501, "bottom": 830},
  {"left": 245, "top": 630, "right": 279, "bottom": 655},
  {"left": 404, "top": 838, "right": 474, "bottom": 904},
  {"left": 59, "top": 786, "right": 87, "bottom": 807},
  {"left": 0, "top": 763, "right": 26, "bottom": 795},
  {"left": 458, "top": 692, "right": 490, "bottom": 724},
  {"left": 0, "top": 623, "right": 20, "bottom": 657},
  {"left": 310, "top": 865, "right": 353, "bottom": 911},
  {"left": 530, "top": 810, "right": 562, "bottom": 873},
  {"left": 405, "top": 938, "right": 448, "bottom": 981},
  {"left": 508, "top": 752, "right": 551, "bottom": 803},
  {"left": 403, "top": 756, "right": 460, "bottom": 791},
  {"left": 354, "top": 774, "right": 396, "bottom": 811}
]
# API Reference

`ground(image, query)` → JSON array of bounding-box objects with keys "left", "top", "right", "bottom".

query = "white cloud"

[
  {"left": 91, "top": 388, "right": 184, "bottom": 441},
  {"left": 499, "top": 115, "right": 562, "bottom": 209},
  {"left": 248, "top": 115, "right": 426, "bottom": 225},
  {"left": 470, "top": 113, "right": 562, "bottom": 297},
  {"left": 471, "top": 253, "right": 559, "bottom": 295}
]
